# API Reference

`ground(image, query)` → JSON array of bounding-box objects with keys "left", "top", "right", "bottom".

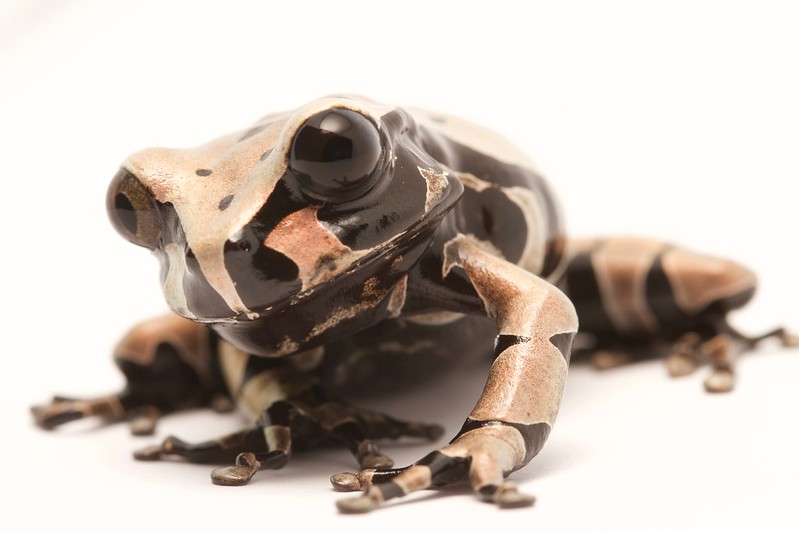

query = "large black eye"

[
  {"left": 107, "top": 169, "right": 162, "bottom": 249},
  {"left": 289, "top": 108, "right": 384, "bottom": 202}
]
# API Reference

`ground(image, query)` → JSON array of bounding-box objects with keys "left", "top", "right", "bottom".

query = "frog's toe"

[
  {"left": 704, "top": 367, "right": 735, "bottom": 393},
  {"left": 128, "top": 405, "right": 161, "bottom": 436},
  {"left": 700, "top": 334, "right": 736, "bottom": 393},
  {"left": 335, "top": 458, "right": 467, "bottom": 513},
  {"left": 31, "top": 403, "right": 83, "bottom": 429},
  {"left": 211, "top": 453, "right": 261, "bottom": 486},
  {"left": 30, "top": 394, "right": 125, "bottom": 430},
  {"left": 402, "top": 421, "right": 445, "bottom": 441},
  {"left": 336, "top": 492, "right": 381, "bottom": 514},
  {"left": 132, "top": 444, "right": 165, "bottom": 461},
  {"left": 299, "top": 399, "right": 443, "bottom": 468},
  {"left": 665, "top": 332, "right": 702, "bottom": 378},
  {"left": 666, "top": 352, "right": 698, "bottom": 377},
  {"left": 355, "top": 441, "right": 394, "bottom": 469},
  {"left": 330, "top": 466, "right": 406, "bottom": 491},
  {"left": 331, "top": 471, "right": 363, "bottom": 492},
  {"left": 480, "top": 482, "right": 536, "bottom": 508},
  {"left": 132, "top": 435, "right": 185, "bottom": 461}
]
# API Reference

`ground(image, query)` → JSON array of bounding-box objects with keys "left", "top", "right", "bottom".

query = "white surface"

[{"left": 2, "top": 1, "right": 798, "bottom": 532}]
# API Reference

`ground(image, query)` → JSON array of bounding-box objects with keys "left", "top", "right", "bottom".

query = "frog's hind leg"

[
  {"left": 701, "top": 321, "right": 799, "bottom": 393},
  {"left": 662, "top": 320, "right": 799, "bottom": 392},
  {"left": 724, "top": 323, "right": 799, "bottom": 350},
  {"left": 31, "top": 314, "right": 228, "bottom": 435}
]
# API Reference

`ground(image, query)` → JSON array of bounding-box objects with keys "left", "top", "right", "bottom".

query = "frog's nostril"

[
  {"left": 113, "top": 192, "right": 137, "bottom": 235},
  {"left": 107, "top": 168, "right": 162, "bottom": 250}
]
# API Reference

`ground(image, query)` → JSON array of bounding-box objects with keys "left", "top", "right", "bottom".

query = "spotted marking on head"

[
  {"left": 123, "top": 95, "right": 398, "bottom": 320},
  {"left": 218, "top": 195, "right": 234, "bottom": 211}
]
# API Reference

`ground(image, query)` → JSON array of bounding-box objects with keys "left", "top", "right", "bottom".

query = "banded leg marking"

[
  {"left": 31, "top": 394, "right": 126, "bottom": 430},
  {"left": 337, "top": 234, "right": 577, "bottom": 512},
  {"left": 337, "top": 423, "right": 539, "bottom": 513},
  {"left": 31, "top": 393, "right": 168, "bottom": 436},
  {"left": 134, "top": 392, "right": 443, "bottom": 487}
]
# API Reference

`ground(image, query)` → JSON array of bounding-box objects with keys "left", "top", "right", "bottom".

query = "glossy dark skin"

[{"left": 32, "top": 96, "right": 796, "bottom": 513}]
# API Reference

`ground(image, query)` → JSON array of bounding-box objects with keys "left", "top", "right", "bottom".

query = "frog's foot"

[
  {"left": 211, "top": 452, "right": 265, "bottom": 486},
  {"left": 128, "top": 405, "right": 161, "bottom": 436},
  {"left": 336, "top": 423, "right": 535, "bottom": 513},
  {"left": 700, "top": 334, "right": 735, "bottom": 393},
  {"left": 665, "top": 332, "right": 703, "bottom": 378},
  {"left": 664, "top": 325, "right": 799, "bottom": 393},
  {"left": 31, "top": 394, "right": 128, "bottom": 430},
  {"left": 664, "top": 332, "right": 735, "bottom": 392}
]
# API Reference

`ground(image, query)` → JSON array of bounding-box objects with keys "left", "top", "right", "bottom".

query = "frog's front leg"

[
  {"left": 336, "top": 234, "right": 578, "bottom": 512},
  {"left": 134, "top": 344, "right": 443, "bottom": 485},
  {"left": 31, "top": 314, "right": 228, "bottom": 435}
]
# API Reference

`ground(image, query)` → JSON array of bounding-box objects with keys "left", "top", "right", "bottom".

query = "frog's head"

[{"left": 107, "top": 96, "right": 462, "bottom": 332}]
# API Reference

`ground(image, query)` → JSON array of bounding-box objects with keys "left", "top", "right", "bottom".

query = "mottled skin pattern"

[{"left": 32, "top": 95, "right": 797, "bottom": 512}]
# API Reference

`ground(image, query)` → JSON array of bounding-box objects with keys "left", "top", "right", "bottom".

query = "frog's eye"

[
  {"left": 107, "top": 169, "right": 162, "bottom": 249},
  {"left": 288, "top": 108, "right": 385, "bottom": 202}
]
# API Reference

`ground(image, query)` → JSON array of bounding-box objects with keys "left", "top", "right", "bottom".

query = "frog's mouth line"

[{"left": 191, "top": 208, "right": 447, "bottom": 326}]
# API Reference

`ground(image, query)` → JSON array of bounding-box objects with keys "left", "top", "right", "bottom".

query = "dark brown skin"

[{"left": 31, "top": 96, "right": 798, "bottom": 512}]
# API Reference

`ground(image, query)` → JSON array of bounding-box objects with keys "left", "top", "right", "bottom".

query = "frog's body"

[{"left": 32, "top": 96, "right": 796, "bottom": 512}]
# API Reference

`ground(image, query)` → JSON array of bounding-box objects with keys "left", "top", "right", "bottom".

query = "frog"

[{"left": 31, "top": 95, "right": 797, "bottom": 512}]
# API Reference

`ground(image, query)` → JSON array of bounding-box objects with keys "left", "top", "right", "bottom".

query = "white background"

[{"left": 2, "top": 1, "right": 798, "bottom": 531}]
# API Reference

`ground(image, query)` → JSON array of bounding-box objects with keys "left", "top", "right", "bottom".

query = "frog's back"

[{"left": 411, "top": 109, "right": 565, "bottom": 278}]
